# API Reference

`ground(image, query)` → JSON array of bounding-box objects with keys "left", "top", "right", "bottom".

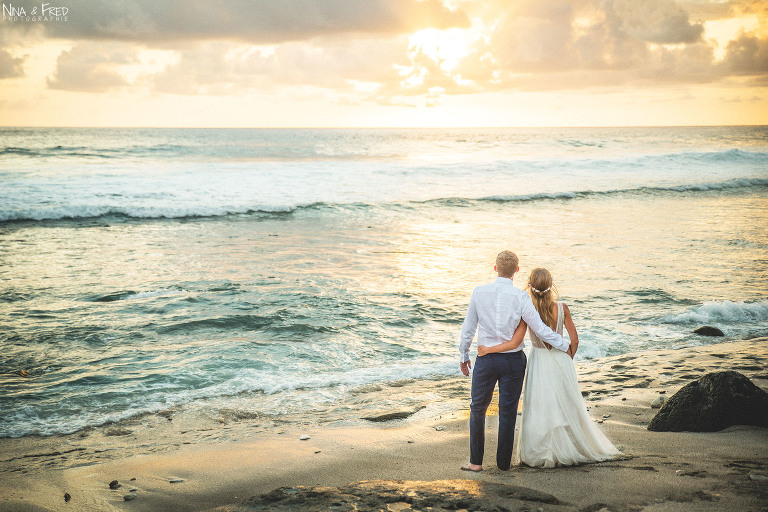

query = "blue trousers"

[{"left": 469, "top": 351, "right": 526, "bottom": 470}]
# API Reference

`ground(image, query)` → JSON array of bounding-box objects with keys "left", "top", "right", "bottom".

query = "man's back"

[
  {"left": 461, "top": 277, "right": 527, "bottom": 356},
  {"left": 459, "top": 277, "right": 569, "bottom": 363}
]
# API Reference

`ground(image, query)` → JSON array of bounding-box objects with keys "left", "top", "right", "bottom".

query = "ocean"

[{"left": 1, "top": 126, "right": 767, "bottom": 439}]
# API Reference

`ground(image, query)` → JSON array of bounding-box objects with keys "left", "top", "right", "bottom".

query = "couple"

[{"left": 459, "top": 251, "right": 622, "bottom": 471}]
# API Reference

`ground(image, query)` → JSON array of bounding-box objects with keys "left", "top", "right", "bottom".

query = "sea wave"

[
  {"left": 0, "top": 203, "right": 299, "bottom": 223},
  {"left": 0, "top": 358, "right": 456, "bottom": 438},
  {"left": 2, "top": 136, "right": 766, "bottom": 162},
  {"left": 126, "top": 289, "right": 187, "bottom": 300},
  {"left": 89, "top": 289, "right": 188, "bottom": 302},
  {"left": 1, "top": 177, "right": 766, "bottom": 224},
  {"left": 471, "top": 177, "right": 768, "bottom": 204},
  {"left": 660, "top": 300, "right": 768, "bottom": 325}
]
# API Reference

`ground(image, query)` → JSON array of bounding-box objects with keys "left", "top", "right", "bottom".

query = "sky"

[{"left": 0, "top": 0, "right": 767, "bottom": 127}]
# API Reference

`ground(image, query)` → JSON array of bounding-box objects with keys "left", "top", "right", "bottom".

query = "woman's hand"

[{"left": 477, "top": 345, "right": 489, "bottom": 356}]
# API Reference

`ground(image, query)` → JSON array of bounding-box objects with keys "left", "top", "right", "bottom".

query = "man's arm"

[
  {"left": 459, "top": 292, "right": 479, "bottom": 364},
  {"left": 520, "top": 297, "right": 569, "bottom": 352}
]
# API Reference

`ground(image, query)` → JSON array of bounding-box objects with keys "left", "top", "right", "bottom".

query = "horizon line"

[{"left": 1, "top": 124, "right": 767, "bottom": 130}]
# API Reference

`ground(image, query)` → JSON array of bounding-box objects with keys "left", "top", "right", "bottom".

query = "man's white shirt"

[{"left": 459, "top": 277, "right": 569, "bottom": 362}]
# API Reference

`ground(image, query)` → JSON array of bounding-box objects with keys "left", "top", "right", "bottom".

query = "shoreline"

[{"left": 1, "top": 338, "right": 767, "bottom": 511}]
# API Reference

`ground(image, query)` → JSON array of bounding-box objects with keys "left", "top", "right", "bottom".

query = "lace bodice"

[{"left": 529, "top": 302, "right": 564, "bottom": 349}]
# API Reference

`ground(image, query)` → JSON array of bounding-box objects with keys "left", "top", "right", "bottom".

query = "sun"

[{"left": 407, "top": 27, "right": 474, "bottom": 72}]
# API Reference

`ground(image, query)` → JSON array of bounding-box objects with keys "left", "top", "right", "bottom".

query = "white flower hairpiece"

[{"left": 531, "top": 286, "right": 551, "bottom": 294}]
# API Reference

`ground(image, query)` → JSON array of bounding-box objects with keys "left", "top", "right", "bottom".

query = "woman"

[{"left": 478, "top": 268, "right": 622, "bottom": 468}]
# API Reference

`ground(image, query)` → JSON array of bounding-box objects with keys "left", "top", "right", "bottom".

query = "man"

[{"left": 459, "top": 250, "right": 570, "bottom": 471}]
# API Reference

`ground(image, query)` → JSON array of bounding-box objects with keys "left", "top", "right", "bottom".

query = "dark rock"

[
  {"left": 676, "top": 470, "right": 707, "bottom": 477},
  {"left": 123, "top": 494, "right": 136, "bottom": 501},
  {"left": 669, "top": 490, "right": 720, "bottom": 503},
  {"left": 64, "top": 492, "right": 71, "bottom": 503},
  {"left": 105, "top": 428, "right": 132, "bottom": 436},
  {"left": 109, "top": 480, "right": 120, "bottom": 489},
  {"left": 727, "top": 460, "right": 764, "bottom": 470},
  {"left": 237, "top": 479, "right": 561, "bottom": 512},
  {"left": 361, "top": 407, "right": 425, "bottom": 422},
  {"left": 648, "top": 371, "right": 768, "bottom": 432},
  {"left": 693, "top": 326, "right": 724, "bottom": 337}
]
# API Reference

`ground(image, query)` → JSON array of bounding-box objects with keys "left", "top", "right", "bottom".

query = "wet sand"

[{"left": 1, "top": 338, "right": 766, "bottom": 511}]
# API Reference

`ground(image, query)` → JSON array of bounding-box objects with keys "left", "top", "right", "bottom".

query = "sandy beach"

[{"left": 1, "top": 337, "right": 766, "bottom": 511}]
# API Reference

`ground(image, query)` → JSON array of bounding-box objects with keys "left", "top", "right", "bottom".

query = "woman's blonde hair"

[{"left": 527, "top": 268, "right": 559, "bottom": 330}]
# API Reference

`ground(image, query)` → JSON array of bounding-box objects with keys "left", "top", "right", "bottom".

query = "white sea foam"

[
  {"left": 0, "top": 358, "right": 458, "bottom": 437},
  {"left": 1, "top": 176, "right": 765, "bottom": 223},
  {"left": 126, "top": 289, "right": 187, "bottom": 300},
  {"left": 661, "top": 300, "right": 768, "bottom": 324},
  {"left": 1, "top": 127, "right": 767, "bottom": 223},
  {"left": 0, "top": 203, "right": 299, "bottom": 222}
]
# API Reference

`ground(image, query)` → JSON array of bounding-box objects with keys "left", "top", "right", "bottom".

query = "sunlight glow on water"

[{"left": 1, "top": 127, "right": 767, "bottom": 437}]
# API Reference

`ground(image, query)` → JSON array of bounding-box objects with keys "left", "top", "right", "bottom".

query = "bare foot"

[{"left": 460, "top": 463, "right": 482, "bottom": 472}]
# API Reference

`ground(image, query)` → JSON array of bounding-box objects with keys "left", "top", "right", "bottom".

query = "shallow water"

[{"left": 1, "top": 127, "right": 767, "bottom": 438}]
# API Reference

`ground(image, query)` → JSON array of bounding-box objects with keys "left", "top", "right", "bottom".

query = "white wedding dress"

[{"left": 518, "top": 302, "right": 622, "bottom": 468}]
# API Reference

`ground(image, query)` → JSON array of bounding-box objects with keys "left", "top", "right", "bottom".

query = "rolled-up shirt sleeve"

[
  {"left": 521, "top": 297, "right": 569, "bottom": 352},
  {"left": 459, "top": 292, "right": 478, "bottom": 362}
]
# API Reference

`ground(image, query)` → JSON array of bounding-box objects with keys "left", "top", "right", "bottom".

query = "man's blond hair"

[{"left": 496, "top": 250, "right": 519, "bottom": 278}]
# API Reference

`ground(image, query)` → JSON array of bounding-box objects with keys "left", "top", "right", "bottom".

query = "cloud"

[
  {"left": 440, "top": 0, "right": 764, "bottom": 92},
  {"left": 732, "top": 0, "right": 768, "bottom": 20},
  {"left": 492, "top": 1, "right": 577, "bottom": 72},
  {"left": 0, "top": 50, "right": 25, "bottom": 78},
  {"left": 607, "top": 0, "right": 704, "bottom": 44},
  {"left": 32, "top": 0, "right": 469, "bottom": 43},
  {"left": 21, "top": 0, "right": 768, "bottom": 101},
  {"left": 724, "top": 33, "right": 768, "bottom": 74},
  {"left": 484, "top": 0, "right": 705, "bottom": 74},
  {"left": 47, "top": 43, "right": 135, "bottom": 92},
  {"left": 149, "top": 0, "right": 768, "bottom": 100},
  {"left": 150, "top": 38, "right": 412, "bottom": 95}
]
